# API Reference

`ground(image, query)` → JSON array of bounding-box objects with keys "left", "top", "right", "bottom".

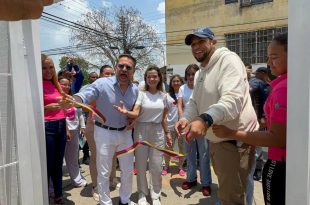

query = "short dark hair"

[
  {"left": 273, "top": 33, "right": 288, "bottom": 52},
  {"left": 184, "top": 64, "right": 199, "bottom": 81},
  {"left": 244, "top": 63, "right": 252, "bottom": 69},
  {"left": 118, "top": 54, "right": 137, "bottom": 68},
  {"left": 99, "top": 65, "right": 112, "bottom": 74},
  {"left": 144, "top": 65, "right": 163, "bottom": 91}
]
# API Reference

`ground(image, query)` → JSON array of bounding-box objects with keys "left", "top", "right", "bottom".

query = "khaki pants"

[
  {"left": 134, "top": 122, "right": 165, "bottom": 200},
  {"left": 110, "top": 156, "right": 117, "bottom": 182},
  {"left": 210, "top": 141, "right": 255, "bottom": 205},
  {"left": 85, "top": 118, "right": 97, "bottom": 186}
]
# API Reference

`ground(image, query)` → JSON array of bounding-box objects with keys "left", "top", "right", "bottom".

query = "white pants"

[
  {"left": 134, "top": 122, "right": 165, "bottom": 200},
  {"left": 65, "top": 129, "right": 86, "bottom": 186},
  {"left": 94, "top": 126, "right": 134, "bottom": 205}
]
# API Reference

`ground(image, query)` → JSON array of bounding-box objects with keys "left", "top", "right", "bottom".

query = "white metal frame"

[{"left": 8, "top": 20, "right": 48, "bottom": 205}]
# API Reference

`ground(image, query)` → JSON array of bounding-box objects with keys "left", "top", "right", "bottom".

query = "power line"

[
  {"left": 40, "top": 10, "right": 287, "bottom": 56},
  {"left": 42, "top": 12, "right": 117, "bottom": 38}
]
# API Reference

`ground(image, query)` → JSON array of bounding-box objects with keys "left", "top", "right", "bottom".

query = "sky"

[{"left": 40, "top": 0, "right": 166, "bottom": 78}]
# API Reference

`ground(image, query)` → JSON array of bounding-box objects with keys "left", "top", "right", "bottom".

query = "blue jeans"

[
  {"left": 185, "top": 137, "right": 212, "bottom": 186},
  {"left": 45, "top": 119, "right": 67, "bottom": 198}
]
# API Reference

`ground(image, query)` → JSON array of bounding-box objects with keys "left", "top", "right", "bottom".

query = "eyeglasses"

[{"left": 117, "top": 63, "right": 133, "bottom": 71}]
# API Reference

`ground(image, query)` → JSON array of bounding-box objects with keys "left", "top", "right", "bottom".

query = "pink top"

[
  {"left": 43, "top": 80, "right": 66, "bottom": 121},
  {"left": 264, "top": 73, "right": 287, "bottom": 161}
]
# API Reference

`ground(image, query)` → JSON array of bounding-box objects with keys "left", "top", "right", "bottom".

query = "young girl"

[
  {"left": 212, "top": 33, "right": 288, "bottom": 204},
  {"left": 114, "top": 65, "right": 172, "bottom": 205},
  {"left": 162, "top": 75, "right": 186, "bottom": 176},
  {"left": 178, "top": 64, "right": 212, "bottom": 197},
  {"left": 42, "top": 54, "right": 71, "bottom": 204},
  {"left": 58, "top": 75, "right": 88, "bottom": 188}
]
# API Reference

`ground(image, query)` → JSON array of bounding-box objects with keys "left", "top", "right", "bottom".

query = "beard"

[{"left": 193, "top": 50, "right": 210, "bottom": 62}]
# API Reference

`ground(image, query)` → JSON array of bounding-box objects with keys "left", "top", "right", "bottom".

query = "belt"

[
  {"left": 223, "top": 140, "right": 237, "bottom": 146},
  {"left": 95, "top": 121, "right": 126, "bottom": 131}
]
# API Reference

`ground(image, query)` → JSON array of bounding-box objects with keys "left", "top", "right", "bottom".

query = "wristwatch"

[{"left": 199, "top": 113, "right": 213, "bottom": 128}]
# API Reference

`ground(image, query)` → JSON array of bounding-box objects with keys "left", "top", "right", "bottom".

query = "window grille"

[{"left": 225, "top": 27, "right": 287, "bottom": 64}]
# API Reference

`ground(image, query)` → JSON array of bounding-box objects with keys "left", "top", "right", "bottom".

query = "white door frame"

[{"left": 287, "top": 0, "right": 310, "bottom": 204}]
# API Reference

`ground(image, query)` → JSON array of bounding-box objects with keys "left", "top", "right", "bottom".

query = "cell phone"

[{"left": 66, "top": 63, "right": 73, "bottom": 71}]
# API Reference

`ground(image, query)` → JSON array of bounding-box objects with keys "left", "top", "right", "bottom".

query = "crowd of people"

[{"left": 42, "top": 26, "right": 287, "bottom": 205}]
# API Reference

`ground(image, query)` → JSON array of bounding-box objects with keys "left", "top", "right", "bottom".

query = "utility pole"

[{"left": 120, "top": 15, "right": 130, "bottom": 54}]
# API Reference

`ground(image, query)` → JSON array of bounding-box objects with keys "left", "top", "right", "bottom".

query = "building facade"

[{"left": 165, "top": 0, "right": 288, "bottom": 77}]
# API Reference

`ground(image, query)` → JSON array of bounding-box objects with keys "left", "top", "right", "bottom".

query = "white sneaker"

[
  {"left": 152, "top": 199, "right": 161, "bottom": 205},
  {"left": 75, "top": 180, "right": 87, "bottom": 188},
  {"left": 138, "top": 193, "right": 148, "bottom": 205},
  {"left": 120, "top": 200, "right": 137, "bottom": 205},
  {"left": 110, "top": 177, "right": 121, "bottom": 189},
  {"left": 92, "top": 186, "right": 99, "bottom": 202}
]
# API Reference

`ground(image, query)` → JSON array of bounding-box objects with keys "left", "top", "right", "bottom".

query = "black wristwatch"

[{"left": 199, "top": 113, "right": 213, "bottom": 128}]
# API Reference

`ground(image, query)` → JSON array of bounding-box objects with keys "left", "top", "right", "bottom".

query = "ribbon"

[
  {"left": 115, "top": 141, "right": 186, "bottom": 159},
  {"left": 65, "top": 97, "right": 107, "bottom": 124}
]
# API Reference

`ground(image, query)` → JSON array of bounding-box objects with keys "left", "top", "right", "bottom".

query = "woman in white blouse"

[{"left": 114, "top": 65, "right": 172, "bottom": 205}]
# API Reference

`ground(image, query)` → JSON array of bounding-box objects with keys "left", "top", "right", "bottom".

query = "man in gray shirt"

[{"left": 74, "top": 54, "right": 139, "bottom": 205}]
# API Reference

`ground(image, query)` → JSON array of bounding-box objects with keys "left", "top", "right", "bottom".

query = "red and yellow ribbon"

[
  {"left": 115, "top": 141, "right": 186, "bottom": 158},
  {"left": 65, "top": 97, "right": 106, "bottom": 124},
  {"left": 66, "top": 98, "right": 186, "bottom": 159}
]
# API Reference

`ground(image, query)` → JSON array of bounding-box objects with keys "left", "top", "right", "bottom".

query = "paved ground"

[{"left": 60, "top": 155, "right": 264, "bottom": 205}]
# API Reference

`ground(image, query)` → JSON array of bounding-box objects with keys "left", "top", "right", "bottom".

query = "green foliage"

[
  {"left": 82, "top": 69, "right": 90, "bottom": 85},
  {"left": 58, "top": 56, "right": 91, "bottom": 86},
  {"left": 59, "top": 56, "right": 90, "bottom": 71}
]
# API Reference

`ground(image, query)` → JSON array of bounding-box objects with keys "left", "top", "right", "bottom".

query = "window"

[
  {"left": 252, "top": 0, "right": 273, "bottom": 5},
  {"left": 225, "top": 0, "right": 238, "bottom": 4},
  {"left": 240, "top": 0, "right": 273, "bottom": 7},
  {"left": 225, "top": 27, "right": 287, "bottom": 64}
]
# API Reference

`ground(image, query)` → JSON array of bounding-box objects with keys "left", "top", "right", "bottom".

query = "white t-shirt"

[
  {"left": 167, "top": 93, "right": 179, "bottom": 130},
  {"left": 178, "top": 84, "right": 193, "bottom": 109},
  {"left": 65, "top": 107, "right": 85, "bottom": 130},
  {"left": 136, "top": 91, "right": 167, "bottom": 123}
]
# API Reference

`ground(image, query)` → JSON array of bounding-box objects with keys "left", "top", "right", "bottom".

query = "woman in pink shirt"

[
  {"left": 42, "top": 54, "right": 71, "bottom": 204},
  {"left": 212, "top": 33, "right": 287, "bottom": 205}
]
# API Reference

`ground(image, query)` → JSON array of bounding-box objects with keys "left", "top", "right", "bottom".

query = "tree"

[
  {"left": 59, "top": 56, "right": 90, "bottom": 70},
  {"left": 59, "top": 55, "right": 92, "bottom": 85},
  {"left": 70, "top": 6, "right": 163, "bottom": 70}
]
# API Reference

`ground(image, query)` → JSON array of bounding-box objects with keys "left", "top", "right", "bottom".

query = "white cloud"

[
  {"left": 101, "top": 0, "right": 112, "bottom": 8},
  {"left": 157, "top": 1, "right": 165, "bottom": 14}
]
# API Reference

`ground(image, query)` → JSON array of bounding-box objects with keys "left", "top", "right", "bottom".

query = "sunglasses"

[{"left": 117, "top": 63, "right": 133, "bottom": 71}]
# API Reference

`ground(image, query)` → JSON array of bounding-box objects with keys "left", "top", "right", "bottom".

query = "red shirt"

[
  {"left": 264, "top": 73, "right": 287, "bottom": 161},
  {"left": 43, "top": 80, "right": 65, "bottom": 121}
]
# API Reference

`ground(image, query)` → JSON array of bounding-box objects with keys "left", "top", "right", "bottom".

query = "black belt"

[
  {"left": 95, "top": 121, "right": 126, "bottom": 131},
  {"left": 224, "top": 140, "right": 237, "bottom": 146}
]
